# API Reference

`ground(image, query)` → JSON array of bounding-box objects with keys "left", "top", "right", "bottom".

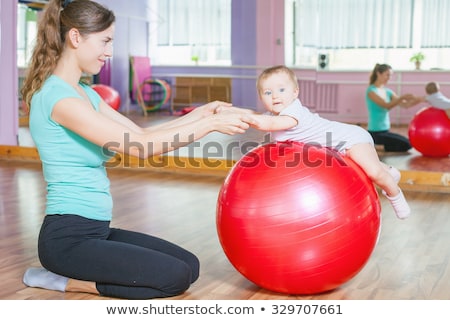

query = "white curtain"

[
  {"left": 421, "top": 0, "right": 450, "bottom": 47},
  {"left": 297, "top": 0, "right": 413, "bottom": 49},
  {"left": 156, "top": 0, "right": 231, "bottom": 59}
]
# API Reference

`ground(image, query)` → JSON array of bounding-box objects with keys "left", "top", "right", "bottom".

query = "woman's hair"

[
  {"left": 369, "top": 63, "right": 392, "bottom": 85},
  {"left": 256, "top": 65, "right": 299, "bottom": 93},
  {"left": 21, "top": 0, "right": 115, "bottom": 109}
]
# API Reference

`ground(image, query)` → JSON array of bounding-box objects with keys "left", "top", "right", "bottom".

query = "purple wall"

[
  {"left": 231, "top": 0, "right": 258, "bottom": 109},
  {"left": 256, "top": 0, "right": 285, "bottom": 67},
  {"left": 0, "top": 1, "right": 18, "bottom": 145}
]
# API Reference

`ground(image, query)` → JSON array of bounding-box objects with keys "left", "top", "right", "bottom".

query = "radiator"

[{"left": 298, "top": 80, "right": 338, "bottom": 113}]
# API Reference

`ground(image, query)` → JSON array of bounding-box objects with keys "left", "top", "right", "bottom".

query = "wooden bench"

[{"left": 171, "top": 77, "right": 231, "bottom": 112}]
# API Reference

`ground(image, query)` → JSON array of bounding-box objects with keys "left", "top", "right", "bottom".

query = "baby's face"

[{"left": 259, "top": 72, "right": 299, "bottom": 114}]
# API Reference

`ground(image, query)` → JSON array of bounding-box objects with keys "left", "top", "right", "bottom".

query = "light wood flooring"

[{"left": 2, "top": 111, "right": 449, "bottom": 300}]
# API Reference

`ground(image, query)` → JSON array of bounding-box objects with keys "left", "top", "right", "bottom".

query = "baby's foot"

[{"left": 383, "top": 189, "right": 411, "bottom": 219}]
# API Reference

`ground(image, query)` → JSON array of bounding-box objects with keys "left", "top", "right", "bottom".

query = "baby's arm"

[
  {"left": 216, "top": 105, "right": 298, "bottom": 131},
  {"left": 248, "top": 114, "right": 298, "bottom": 131}
]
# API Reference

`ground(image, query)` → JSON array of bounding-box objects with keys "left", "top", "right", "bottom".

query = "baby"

[
  {"left": 424, "top": 82, "right": 450, "bottom": 116},
  {"left": 220, "top": 65, "right": 410, "bottom": 219}
]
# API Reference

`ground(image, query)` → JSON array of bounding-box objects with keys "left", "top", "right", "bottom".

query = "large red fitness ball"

[
  {"left": 92, "top": 84, "right": 121, "bottom": 110},
  {"left": 216, "top": 141, "right": 381, "bottom": 295},
  {"left": 408, "top": 107, "right": 450, "bottom": 157}
]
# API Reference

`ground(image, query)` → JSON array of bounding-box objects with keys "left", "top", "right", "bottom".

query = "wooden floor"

[{"left": 2, "top": 111, "right": 450, "bottom": 300}]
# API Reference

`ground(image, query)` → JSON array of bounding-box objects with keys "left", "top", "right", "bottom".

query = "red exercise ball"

[
  {"left": 408, "top": 107, "right": 450, "bottom": 157},
  {"left": 216, "top": 141, "right": 381, "bottom": 295},
  {"left": 91, "top": 84, "right": 121, "bottom": 110}
]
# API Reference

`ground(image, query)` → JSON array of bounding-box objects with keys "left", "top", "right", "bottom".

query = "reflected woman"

[{"left": 365, "top": 64, "right": 420, "bottom": 152}]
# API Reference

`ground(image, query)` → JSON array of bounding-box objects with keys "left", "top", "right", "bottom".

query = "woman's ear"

[{"left": 67, "top": 28, "right": 81, "bottom": 48}]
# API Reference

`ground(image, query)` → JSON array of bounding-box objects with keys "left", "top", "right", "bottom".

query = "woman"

[
  {"left": 365, "top": 63, "right": 419, "bottom": 152},
  {"left": 21, "top": 0, "right": 253, "bottom": 299}
]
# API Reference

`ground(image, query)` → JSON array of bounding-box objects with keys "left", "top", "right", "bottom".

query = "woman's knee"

[
  {"left": 186, "top": 253, "right": 200, "bottom": 282},
  {"left": 385, "top": 141, "right": 411, "bottom": 152},
  {"left": 162, "top": 262, "right": 196, "bottom": 296}
]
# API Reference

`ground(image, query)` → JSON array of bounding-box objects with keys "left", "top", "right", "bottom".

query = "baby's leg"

[
  {"left": 346, "top": 143, "right": 397, "bottom": 194},
  {"left": 346, "top": 143, "right": 410, "bottom": 219},
  {"left": 380, "top": 162, "right": 401, "bottom": 183}
]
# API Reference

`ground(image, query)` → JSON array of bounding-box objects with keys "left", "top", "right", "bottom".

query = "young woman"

[
  {"left": 21, "top": 0, "right": 253, "bottom": 299},
  {"left": 366, "top": 63, "right": 420, "bottom": 152}
]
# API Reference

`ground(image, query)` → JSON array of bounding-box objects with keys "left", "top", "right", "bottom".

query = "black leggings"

[
  {"left": 368, "top": 130, "right": 412, "bottom": 152},
  {"left": 38, "top": 214, "right": 200, "bottom": 299}
]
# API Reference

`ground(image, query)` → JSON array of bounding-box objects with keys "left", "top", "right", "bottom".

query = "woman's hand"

[
  {"left": 215, "top": 105, "right": 256, "bottom": 115},
  {"left": 398, "top": 94, "right": 424, "bottom": 108},
  {"left": 207, "top": 112, "right": 257, "bottom": 135},
  {"left": 195, "top": 100, "right": 232, "bottom": 117}
]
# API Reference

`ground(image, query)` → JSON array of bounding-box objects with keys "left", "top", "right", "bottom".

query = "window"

[
  {"left": 17, "top": 3, "right": 38, "bottom": 68},
  {"left": 148, "top": 0, "right": 231, "bottom": 66},
  {"left": 286, "top": 0, "right": 450, "bottom": 70}
]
